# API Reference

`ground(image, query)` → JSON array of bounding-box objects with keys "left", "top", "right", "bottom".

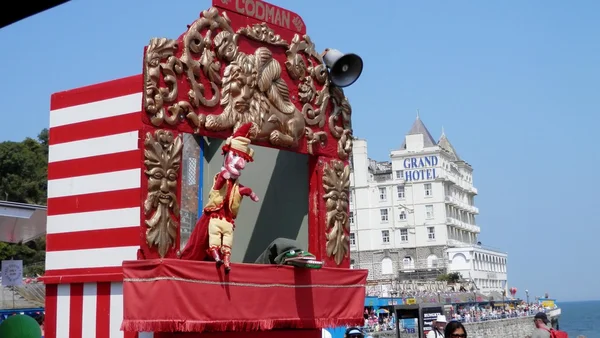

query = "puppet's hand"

[
  {"left": 221, "top": 170, "right": 231, "bottom": 180},
  {"left": 250, "top": 192, "right": 259, "bottom": 202}
]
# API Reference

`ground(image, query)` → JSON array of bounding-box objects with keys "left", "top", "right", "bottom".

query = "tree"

[
  {"left": 0, "top": 129, "right": 48, "bottom": 205},
  {"left": 0, "top": 129, "right": 48, "bottom": 276},
  {"left": 437, "top": 272, "right": 462, "bottom": 283}
]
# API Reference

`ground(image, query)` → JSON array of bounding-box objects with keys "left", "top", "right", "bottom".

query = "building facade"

[{"left": 350, "top": 116, "right": 507, "bottom": 295}]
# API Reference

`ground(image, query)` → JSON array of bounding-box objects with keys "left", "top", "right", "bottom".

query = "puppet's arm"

[{"left": 239, "top": 184, "right": 259, "bottom": 202}]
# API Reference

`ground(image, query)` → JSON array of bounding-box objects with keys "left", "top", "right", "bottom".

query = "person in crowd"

[
  {"left": 427, "top": 315, "right": 447, "bottom": 338},
  {"left": 34, "top": 314, "right": 45, "bottom": 338},
  {"left": 531, "top": 312, "right": 551, "bottom": 338},
  {"left": 444, "top": 321, "right": 467, "bottom": 338},
  {"left": 345, "top": 327, "right": 365, "bottom": 338}
]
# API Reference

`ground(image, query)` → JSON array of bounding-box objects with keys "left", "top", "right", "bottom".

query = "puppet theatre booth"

[{"left": 42, "top": 0, "right": 366, "bottom": 337}]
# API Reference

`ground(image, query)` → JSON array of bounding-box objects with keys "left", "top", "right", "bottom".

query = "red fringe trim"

[{"left": 121, "top": 318, "right": 363, "bottom": 333}]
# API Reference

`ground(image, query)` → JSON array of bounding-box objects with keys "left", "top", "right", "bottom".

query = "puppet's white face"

[{"left": 224, "top": 151, "right": 246, "bottom": 178}]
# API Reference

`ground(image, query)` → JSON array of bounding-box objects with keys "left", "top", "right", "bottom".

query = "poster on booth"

[
  {"left": 1, "top": 260, "right": 23, "bottom": 287},
  {"left": 422, "top": 306, "right": 443, "bottom": 333}
]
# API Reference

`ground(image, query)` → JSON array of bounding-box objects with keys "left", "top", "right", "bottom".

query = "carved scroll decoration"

[
  {"left": 285, "top": 34, "right": 353, "bottom": 159},
  {"left": 144, "top": 38, "right": 183, "bottom": 126},
  {"left": 322, "top": 160, "right": 351, "bottom": 265},
  {"left": 144, "top": 130, "right": 183, "bottom": 258},
  {"left": 143, "top": 7, "right": 353, "bottom": 159},
  {"left": 237, "top": 22, "right": 289, "bottom": 47}
]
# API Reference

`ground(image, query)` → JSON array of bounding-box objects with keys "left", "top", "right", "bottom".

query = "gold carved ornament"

[
  {"left": 143, "top": 130, "right": 183, "bottom": 258},
  {"left": 143, "top": 8, "right": 354, "bottom": 160},
  {"left": 322, "top": 160, "right": 351, "bottom": 265}
]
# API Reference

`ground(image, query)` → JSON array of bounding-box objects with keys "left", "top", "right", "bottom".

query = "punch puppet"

[{"left": 179, "top": 123, "right": 259, "bottom": 273}]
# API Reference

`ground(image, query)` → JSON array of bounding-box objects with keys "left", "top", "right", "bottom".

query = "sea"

[{"left": 558, "top": 300, "right": 600, "bottom": 338}]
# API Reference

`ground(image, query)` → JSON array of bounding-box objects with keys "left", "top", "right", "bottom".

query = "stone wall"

[
  {"left": 369, "top": 316, "right": 536, "bottom": 338},
  {"left": 351, "top": 246, "right": 447, "bottom": 281}
]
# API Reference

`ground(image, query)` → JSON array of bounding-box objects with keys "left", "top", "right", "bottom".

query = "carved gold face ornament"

[{"left": 144, "top": 130, "right": 183, "bottom": 258}]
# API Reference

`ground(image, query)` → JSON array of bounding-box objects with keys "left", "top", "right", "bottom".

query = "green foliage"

[
  {"left": 0, "top": 129, "right": 48, "bottom": 205},
  {"left": 436, "top": 272, "right": 462, "bottom": 283},
  {"left": 0, "top": 129, "right": 48, "bottom": 277},
  {"left": 0, "top": 237, "right": 45, "bottom": 277}
]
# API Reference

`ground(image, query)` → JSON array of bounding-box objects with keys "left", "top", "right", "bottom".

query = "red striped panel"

[
  {"left": 45, "top": 284, "right": 58, "bottom": 338},
  {"left": 125, "top": 331, "right": 138, "bottom": 338},
  {"left": 49, "top": 112, "right": 141, "bottom": 145},
  {"left": 46, "top": 226, "right": 141, "bottom": 252},
  {"left": 51, "top": 75, "right": 142, "bottom": 110},
  {"left": 96, "top": 282, "right": 111, "bottom": 338},
  {"left": 47, "top": 188, "right": 140, "bottom": 216},
  {"left": 69, "top": 283, "right": 84, "bottom": 338},
  {"left": 48, "top": 150, "right": 141, "bottom": 180},
  {"left": 42, "top": 267, "right": 124, "bottom": 284}
]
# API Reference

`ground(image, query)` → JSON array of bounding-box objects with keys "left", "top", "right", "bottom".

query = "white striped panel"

[
  {"left": 82, "top": 283, "right": 98, "bottom": 338},
  {"left": 110, "top": 282, "right": 124, "bottom": 338},
  {"left": 50, "top": 93, "right": 142, "bottom": 128},
  {"left": 47, "top": 169, "right": 140, "bottom": 199},
  {"left": 49, "top": 131, "right": 139, "bottom": 163},
  {"left": 46, "top": 246, "right": 138, "bottom": 270},
  {"left": 47, "top": 207, "right": 140, "bottom": 234},
  {"left": 56, "top": 284, "right": 71, "bottom": 338}
]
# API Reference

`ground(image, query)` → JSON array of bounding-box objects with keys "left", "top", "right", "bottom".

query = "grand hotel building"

[{"left": 349, "top": 116, "right": 508, "bottom": 296}]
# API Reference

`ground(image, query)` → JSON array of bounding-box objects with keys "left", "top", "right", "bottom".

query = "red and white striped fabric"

[
  {"left": 44, "top": 75, "right": 151, "bottom": 338},
  {"left": 45, "top": 282, "right": 153, "bottom": 338}
]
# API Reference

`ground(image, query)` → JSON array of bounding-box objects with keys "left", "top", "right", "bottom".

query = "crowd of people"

[
  {"left": 451, "top": 303, "right": 550, "bottom": 323},
  {"left": 361, "top": 301, "right": 558, "bottom": 333},
  {"left": 344, "top": 311, "right": 576, "bottom": 338}
]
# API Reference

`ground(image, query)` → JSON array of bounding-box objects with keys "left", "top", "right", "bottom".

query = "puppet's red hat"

[{"left": 222, "top": 123, "right": 254, "bottom": 162}]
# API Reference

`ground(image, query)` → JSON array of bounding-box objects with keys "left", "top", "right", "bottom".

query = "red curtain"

[
  {"left": 122, "top": 259, "right": 367, "bottom": 333},
  {"left": 154, "top": 329, "right": 321, "bottom": 338}
]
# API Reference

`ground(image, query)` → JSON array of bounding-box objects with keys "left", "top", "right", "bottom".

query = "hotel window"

[
  {"left": 395, "top": 170, "right": 404, "bottom": 179},
  {"left": 349, "top": 211, "right": 354, "bottom": 224},
  {"left": 426, "top": 205, "right": 434, "bottom": 219},
  {"left": 379, "top": 187, "right": 387, "bottom": 201},
  {"left": 381, "top": 230, "right": 390, "bottom": 243},
  {"left": 399, "top": 210, "right": 407, "bottom": 221},
  {"left": 427, "top": 226, "right": 435, "bottom": 240},
  {"left": 424, "top": 183, "right": 432, "bottom": 197},
  {"left": 400, "top": 229, "right": 408, "bottom": 242},
  {"left": 380, "top": 209, "right": 389, "bottom": 222},
  {"left": 350, "top": 233, "right": 356, "bottom": 246},
  {"left": 397, "top": 185, "right": 405, "bottom": 199}
]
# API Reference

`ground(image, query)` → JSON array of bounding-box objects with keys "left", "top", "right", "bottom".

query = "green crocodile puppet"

[{"left": 255, "top": 238, "right": 323, "bottom": 269}]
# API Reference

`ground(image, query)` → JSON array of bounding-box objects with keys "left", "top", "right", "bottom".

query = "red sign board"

[{"left": 213, "top": 0, "right": 306, "bottom": 34}]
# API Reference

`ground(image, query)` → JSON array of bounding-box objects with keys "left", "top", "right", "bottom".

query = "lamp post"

[
  {"left": 390, "top": 290, "right": 398, "bottom": 307},
  {"left": 525, "top": 289, "right": 530, "bottom": 306}
]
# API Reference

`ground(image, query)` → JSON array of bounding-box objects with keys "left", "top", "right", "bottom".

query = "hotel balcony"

[
  {"left": 444, "top": 196, "right": 457, "bottom": 206},
  {"left": 446, "top": 217, "right": 480, "bottom": 233},
  {"left": 447, "top": 239, "right": 473, "bottom": 248},
  {"left": 437, "top": 172, "right": 457, "bottom": 185},
  {"left": 445, "top": 196, "right": 479, "bottom": 214}
]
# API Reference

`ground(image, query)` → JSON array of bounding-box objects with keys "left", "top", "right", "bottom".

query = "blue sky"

[{"left": 2, "top": 0, "right": 599, "bottom": 301}]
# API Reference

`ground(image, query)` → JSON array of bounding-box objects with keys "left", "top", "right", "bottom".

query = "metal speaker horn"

[{"left": 323, "top": 49, "right": 363, "bottom": 88}]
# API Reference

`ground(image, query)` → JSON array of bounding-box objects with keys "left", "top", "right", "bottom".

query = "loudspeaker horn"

[{"left": 323, "top": 49, "right": 363, "bottom": 88}]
